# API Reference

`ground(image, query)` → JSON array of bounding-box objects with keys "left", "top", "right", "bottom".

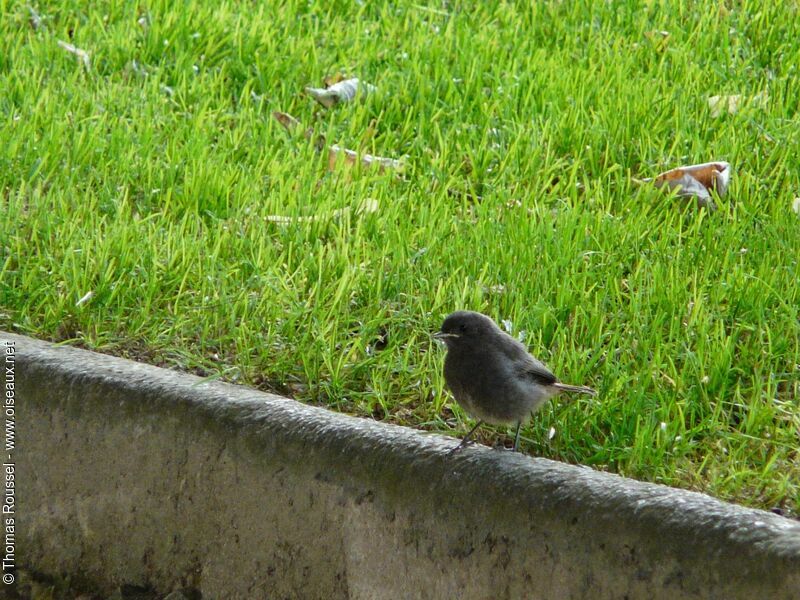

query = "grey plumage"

[{"left": 434, "top": 310, "right": 596, "bottom": 452}]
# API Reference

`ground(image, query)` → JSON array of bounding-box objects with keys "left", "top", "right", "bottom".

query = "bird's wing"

[
  {"left": 515, "top": 355, "right": 558, "bottom": 386},
  {"left": 496, "top": 332, "right": 558, "bottom": 386}
]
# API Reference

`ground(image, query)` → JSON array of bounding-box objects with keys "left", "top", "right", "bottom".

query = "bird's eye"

[{"left": 459, "top": 324, "right": 468, "bottom": 334}]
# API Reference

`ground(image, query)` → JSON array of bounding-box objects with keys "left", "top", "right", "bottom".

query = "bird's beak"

[{"left": 433, "top": 331, "right": 459, "bottom": 340}]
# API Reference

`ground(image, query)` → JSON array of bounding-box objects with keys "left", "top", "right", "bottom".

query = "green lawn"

[{"left": 2, "top": 0, "right": 799, "bottom": 512}]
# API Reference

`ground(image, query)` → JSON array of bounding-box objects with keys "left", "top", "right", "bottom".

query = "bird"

[{"left": 434, "top": 310, "right": 596, "bottom": 453}]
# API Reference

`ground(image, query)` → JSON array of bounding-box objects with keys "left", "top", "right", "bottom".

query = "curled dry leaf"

[
  {"left": 708, "top": 93, "right": 767, "bottom": 117},
  {"left": 265, "top": 198, "right": 379, "bottom": 225},
  {"left": 305, "top": 78, "right": 376, "bottom": 108},
  {"left": 57, "top": 40, "right": 90, "bottom": 70},
  {"left": 638, "top": 161, "right": 730, "bottom": 210},
  {"left": 272, "top": 111, "right": 324, "bottom": 148},
  {"left": 271, "top": 108, "right": 398, "bottom": 174},
  {"left": 328, "top": 144, "right": 404, "bottom": 174},
  {"left": 75, "top": 291, "right": 94, "bottom": 307},
  {"left": 272, "top": 111, "right": 303, "bottom": 134},
  {"left": 323, "top": 72, "right": 346, "bottom": 87}
]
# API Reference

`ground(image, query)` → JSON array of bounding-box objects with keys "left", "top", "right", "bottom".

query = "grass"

[{"left": 1, "top": 0, "right": 799, "bottom": 512}]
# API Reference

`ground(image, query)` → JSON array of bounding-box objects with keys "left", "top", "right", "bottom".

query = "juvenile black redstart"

[{"left": 434, "top": 310, "right": 596, "bottom": 452}]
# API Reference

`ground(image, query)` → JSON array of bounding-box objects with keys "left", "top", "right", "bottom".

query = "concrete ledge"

[{"left": 5, "top": 331, "right": 800, "bottom": 598}]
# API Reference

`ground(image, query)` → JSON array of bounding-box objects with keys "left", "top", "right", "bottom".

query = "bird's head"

[{"left": 433, "top": 310, "right": 499, "bottom": 349}]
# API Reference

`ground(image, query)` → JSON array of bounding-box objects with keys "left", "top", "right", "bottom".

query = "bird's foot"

[{"left": 446, "top": 438, "right": 476, "bottom": 455}]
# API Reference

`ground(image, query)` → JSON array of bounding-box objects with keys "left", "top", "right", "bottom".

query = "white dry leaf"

[
  {"left": 328, "top": 144, "right": 404, "bottom": 174},
  {"left": 75, "top": 291, "right": 94, "bottom": 307},
  {"left": 57, "top": 40, "right": 90, "bottom": 70},
  {"left": 548, "top": 427, "right": 556, "bottom": 440},
  {"left": 265, "top": 198, "right": 379, "bottom": 225},
  {"left": 638, "top": 161, "right": 731, "bottom": 210},
  {"left": 708, "top": 95, "right": 741, "bottom": 117},
  {"left": 707, "top": 93, "right": 768, "bottom": 117},
  {"left": 792, "top": 198, "right": 800, "bottom": 215},
  {"left": 305, "top": 78, "right": 376, "bottom": 108}
]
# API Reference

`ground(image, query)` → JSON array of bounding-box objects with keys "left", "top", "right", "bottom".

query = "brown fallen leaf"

[
  {"left": 272, "top": 111, "right": 325, "bottom": 149},
  {"left": 272, "top": 111, "right": 303, "bottom": 133},
  {"left": 57, "top": 40, "right": 90, "bottom": 70},
  {"left": 305, "top": 78, "right": 376, "bottom": 108},
  {"left": 637, "top": 161, "right": 731, "bottom": 210},
  {"left": 328, "top": 144, "right": 404, "bottom": 174},
  {"left": 265, "top": 198, "right": 379, "bottom": 225},
  {"left": 272, "top": 108, "right": 400, "bottom": 175},
  {"left": 323, "top": 72, "right": 346, "bottom": 87}
]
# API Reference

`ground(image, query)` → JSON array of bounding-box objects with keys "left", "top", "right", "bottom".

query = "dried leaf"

[
  {"left": 57, "top": 40, "right": 90, "bottom": 70},
  {"left": 708, "top": 93, "right": 767, "bottom": 117},
  {"left": 328, "top": 144, "right": 404, "bottom": 174},
  {"left": 272, "top": 111, "right": 324, "bottom": 148},
  {"left": 305, "top": 78, "right": 376, "bottom": 108},
  {"left": 265, "top": 198, "right": 379, "bottom": 225},
  {"left": 75, "top": 291, "right": 94, "bottom": 307},
  {"left": 642, "top": 161, "right": 731, "bottom": 210},
  {"left": 708, "top": 95, "right": 741, "bottom": 117},
  {"left": 792, "top": 198, "right": 800, "bottom": 215},
  {"left": 272, "top": 111, "right": 303, "bottom": 133},
  {"left": 323, "top": 72, "right": 346, "bottom": 87}
]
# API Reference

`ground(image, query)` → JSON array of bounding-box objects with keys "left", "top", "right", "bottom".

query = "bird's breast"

[{"left": 443, "top": 349, "right": 541, "bottom": 425}]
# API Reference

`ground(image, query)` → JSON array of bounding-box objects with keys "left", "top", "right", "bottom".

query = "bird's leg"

[
  {"left": 512, "top": 421, "right": 522, "bottom": 452},
  {"left": 447, "top": 420, "right": 484, "bottom": 454}
]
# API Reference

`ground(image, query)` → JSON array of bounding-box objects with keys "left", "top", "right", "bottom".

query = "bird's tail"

[{"left": 552, "top": 382, "right": 597, "bottom": 396}]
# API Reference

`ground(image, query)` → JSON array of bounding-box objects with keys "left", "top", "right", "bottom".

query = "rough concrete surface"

[{"left": 3, "top": 331, "right": 800, "bottom": 599}]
